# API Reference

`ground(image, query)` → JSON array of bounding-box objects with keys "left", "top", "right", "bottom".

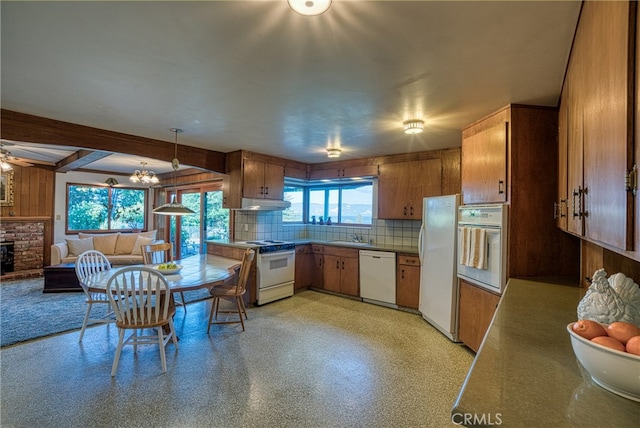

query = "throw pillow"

[
  {"left": 66, "top": 238, "right": 94, "bottom": 256},
  {"left": 114, "top": 230, "right": 157, "bottom": 254},
  {"left": 79, "top": 233, "right": 120, "bottom": 255},
  {"left": 131, "top": 236, "right": 155, "bottom": 255}
]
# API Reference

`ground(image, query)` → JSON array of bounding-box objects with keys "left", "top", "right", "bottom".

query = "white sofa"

[{"left": 50, "top": 230, "right": 160, "bottom": 266}]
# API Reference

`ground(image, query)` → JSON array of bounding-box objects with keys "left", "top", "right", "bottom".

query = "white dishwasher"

[{"left": 359, "top": 250, "right": 396, "bottom": 307}]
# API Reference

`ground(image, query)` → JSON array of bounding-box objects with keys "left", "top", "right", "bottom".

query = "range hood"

[{"left": 233, "top": 198, "right": 291, "bottom": 211}]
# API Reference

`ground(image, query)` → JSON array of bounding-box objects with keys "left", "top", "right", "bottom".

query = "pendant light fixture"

[{"left": 152, "top": 128, "right": 195, "bottom": 216}]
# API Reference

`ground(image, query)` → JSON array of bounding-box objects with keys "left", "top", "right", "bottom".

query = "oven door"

[
  {"left": 257, "top": 250, "right": 295, "bottom": 289},
  {"left": 456, "top": 227, "right": 505, "bottom": 294}
]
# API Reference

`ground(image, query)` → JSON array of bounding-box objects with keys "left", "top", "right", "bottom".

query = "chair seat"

[
  {"left": 116, "top": 307, "right": 176, "bottom": 329},
  {"left": 209, "top": 285, "right": 246, "bottom": 297}
]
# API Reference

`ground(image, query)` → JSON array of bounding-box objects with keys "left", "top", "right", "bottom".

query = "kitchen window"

[
  {"left": 66, "top": 184, "right": 148, "bottom": 233},
  {"left": 283, "top": 180, "right": 373, "bottom": 225}
]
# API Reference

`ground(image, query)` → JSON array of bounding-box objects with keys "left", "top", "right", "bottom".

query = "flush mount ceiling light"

[
  {"left": 403, "top": 119, "right": 425, "bottom": 134},
  {"left": 153, "top": 128, "right": 196, "bottom": 216},
  {"left": 0, "top": 144, "right": 14, "bottom": 172},
  {"left": 129, "top": 161, "right": 159, "bottom": 185},
  {"left": 288, "top": 0, "right": 332, "bottom": 16},
  {"left": 327, "top": 148, "right": 341, "bottom": 158}
]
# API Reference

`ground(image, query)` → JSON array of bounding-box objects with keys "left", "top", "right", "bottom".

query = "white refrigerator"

[{"left": 418, "top": 194, "right": 461, "bottom": 342}]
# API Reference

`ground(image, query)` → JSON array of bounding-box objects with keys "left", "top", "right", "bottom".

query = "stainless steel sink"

[{"left": 329, "top": 240, "right": 371, "bottom": 247}]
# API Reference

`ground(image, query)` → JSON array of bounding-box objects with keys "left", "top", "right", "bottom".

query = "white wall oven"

[
  {"left": 242, "top": 240, "right": 295, "bottom": 305},
  {"left": 456, "top": 204, "right": 508, "bottom": 295}
]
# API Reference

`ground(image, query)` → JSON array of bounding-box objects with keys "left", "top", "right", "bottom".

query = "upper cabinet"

[
  {"left": 243, "top": 159, "right": 284, "bottom": 200},
  {"left": 308, "top": 164, "right": 378, "bottom": 180},
  {"left": 559, "top": 1, "right": 636, "bottom": 253},
  {"left": 461, "top": 114, "right": 508, "bottom": 204},
  {"left": 222, "top": 151, "right": 286, "bottom": 208},
  {"left": 378, "top": 158, "right": 442, "bottom": 220}
]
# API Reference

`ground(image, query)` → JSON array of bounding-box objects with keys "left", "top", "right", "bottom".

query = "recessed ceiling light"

[
  {"left": 288, "top": 0, "right": 332, "bottom": 16},
  {"left": 403, "top": 119, "right": 424, "bottom": 134}
]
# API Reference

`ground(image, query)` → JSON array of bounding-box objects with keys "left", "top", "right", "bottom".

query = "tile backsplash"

[{"left": 234, "top": 211, "right": 420, "bottom": 247}]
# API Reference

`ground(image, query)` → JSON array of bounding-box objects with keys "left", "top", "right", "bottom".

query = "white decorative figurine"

[
  {"left": 609, "top": 272, "right": 640, "bottom": 326},
  {"left": 577, "top": 269, "right": 627, "bottom": 324}
]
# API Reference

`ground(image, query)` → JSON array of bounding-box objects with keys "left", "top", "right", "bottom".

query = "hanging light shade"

[
  {"left": 403, "top": 119, "right": 424, "bottom": 134},
  {"left": 104, "top": 177, "right": 119, "bottom": 187},
  {"left": 153, "top": 128, "right": 195, "bottom": 216},
  {"left": 129, "top": 162, "right": 159, "bottom": 184},
  {"left": 288, "top": 0, "right": 332, "bottom": 16}
]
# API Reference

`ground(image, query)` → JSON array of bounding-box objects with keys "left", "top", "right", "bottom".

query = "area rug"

[{"left": 0, "top": 277, "right": 211, "bottom": 347}]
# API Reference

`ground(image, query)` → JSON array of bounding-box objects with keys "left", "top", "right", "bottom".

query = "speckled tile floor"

[{"left": 1, "top": 290, "right": 474, "bottom": 428}]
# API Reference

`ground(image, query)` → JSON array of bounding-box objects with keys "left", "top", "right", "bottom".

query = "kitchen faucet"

[{"left": 350, "top": 233, "right": 364, "bottom": 243}]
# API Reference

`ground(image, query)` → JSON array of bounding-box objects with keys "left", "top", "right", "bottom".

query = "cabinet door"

[
  {"left": 396, "top": 263, "right": 420, "bottom": 309},
  {"left": 263, "top": 162, "right": 284, "bottom": 199},
  {"left": 311, "top": 253, "right": 324, "bottom": 289},
  {"left": 458, "top": 280, "right": 500, "bottom": 352},
  {"left": 557, "top": 90, "right": 569, "bottom": 231},
  {"left": 413, "top": 158, "right": 442, "bottom": 219},
  {"left": 323, "top": 254, "right": 341, "bottom": 293},
  {"left": 340, "top": 257, "right": 359, "bottom": 297},
  {"left": 378, "top": 162, "right": 414, "bottom": 219},
  {"left": 243, "top": 159, "right": 265, "bottom": 199},
  {"left": 581, "top": 1, "right": 633, "bottom": 250},
  {"left": 294, "top": 245, "right": 311, "bottom": 290},
  {"left": 461, "top": 123, "right": 507, "bottom": 204}
]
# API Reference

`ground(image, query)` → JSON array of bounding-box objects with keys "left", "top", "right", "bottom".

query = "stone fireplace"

[{"left": 0, "top": 217, "right": 49, "bottom": 279}]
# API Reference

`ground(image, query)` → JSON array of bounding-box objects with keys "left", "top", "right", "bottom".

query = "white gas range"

[{"left": 238, "top": 239, "right": 295, "bottom": 305}]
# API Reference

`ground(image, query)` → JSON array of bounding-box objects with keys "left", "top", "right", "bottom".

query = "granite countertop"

[
  {"left": 206, "top": 239, "right": 418, "bottom": 255},
  {"left": 452, "top": 278, "right": 640, "bottom": 427}
]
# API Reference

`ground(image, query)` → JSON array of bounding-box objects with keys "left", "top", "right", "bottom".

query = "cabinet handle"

[
  {"left": 572, "top": 189, "right": 580, "bottom": 218},
  {"left": 403, "top": 206, "right": 407, "bottom": 216},
  {"left": 401, "top": 269, "right": 405, "bottom": 279},
  {"left": 336, "top": 260, "right": 340, "bottom": 269},
  {"left": 342, "top": 261, "right": 345, "bottom": 269},
  {"left": 260, "top": 186, "right": 264, "bottom": 195},
  {"left": 581, "top": 186, "right": 588, "bottom": 218},
  {"left": 560, "top": 199, "right": 567, "bottom": 218},
  {"left": 553, "top": 202, "right": 558, "bottom": 220},
  {"left": 265, "top": 186, "right": 269, "bottom": 195},
  {"left": 410, "top": 206, "right": 414, "bottom": 216},
  {"left": 498, "top": 180, "right": 505, "bottom": 195}
]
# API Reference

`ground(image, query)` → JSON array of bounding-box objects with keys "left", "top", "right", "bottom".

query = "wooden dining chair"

[
  {"left": 74, "top": 250, "right": 113, "bottom": 342},
  {"left": 141, "top": 242, "right": 187, "bottom": 311},
  {"left": 207, "top": 248, "right": 255, "bottom": 333},
  {"left": 106, "top": 266, "right": 178, "bottom": 376}
]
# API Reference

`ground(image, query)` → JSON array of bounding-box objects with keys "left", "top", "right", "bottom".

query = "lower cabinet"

[
  {"left": 323, "top": 246, "right": 359, "bottom": 297},
  {"left": 396, "top": 254, "right": 420, "bottom": 309},
  {"left": 294, "top": 244, "right": 312, "bottom": 291},
  {"left": 311, "top": 245, "right": 324, "bottom": 289},
  {"left": 458, "top": 279, "right": 501, "bottom": 352}
]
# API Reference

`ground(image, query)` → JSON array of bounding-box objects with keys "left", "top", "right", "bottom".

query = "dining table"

[{"left": 82, "top": 253, "right": 242, "bottom": 294}]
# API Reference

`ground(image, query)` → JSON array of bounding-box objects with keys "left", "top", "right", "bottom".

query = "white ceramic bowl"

[
  {"left": 567, "top": 323, "right": 640, "bottom": 402},
  {"left": 153, "top": 265, "right": 182, "bottom": 275}
]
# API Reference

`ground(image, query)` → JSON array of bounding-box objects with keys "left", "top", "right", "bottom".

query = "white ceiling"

[{"left": 0, "top": 0, "right": 581, "bottom": 173}]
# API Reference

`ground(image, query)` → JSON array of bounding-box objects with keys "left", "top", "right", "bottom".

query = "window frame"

[
  {"left": 65, "top": 182, "right": 149, "bottom": 234},
  {"left": 284, "top": 180, "right": 373, "bottom": 226}
]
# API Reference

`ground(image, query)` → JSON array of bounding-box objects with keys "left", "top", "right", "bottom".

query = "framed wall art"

[{"left": 1, "top": 170, "right": 15, "bottom": 207}]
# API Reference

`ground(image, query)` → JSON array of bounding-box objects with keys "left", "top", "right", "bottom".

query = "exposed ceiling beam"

[
  {"left": 0, "top": 109, "right": 227, "bottom": 173},
  {"left": 55, "top": 149, "right": 113, "bottom": 173}
]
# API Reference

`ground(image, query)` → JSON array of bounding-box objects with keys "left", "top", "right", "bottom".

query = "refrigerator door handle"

[{"left": 418, "top": 224, "right": 424, "bottom": 263}]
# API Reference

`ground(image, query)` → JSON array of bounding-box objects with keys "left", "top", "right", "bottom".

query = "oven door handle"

[{"left": 259, "top": 251, "right": 295, "bottom": 258}]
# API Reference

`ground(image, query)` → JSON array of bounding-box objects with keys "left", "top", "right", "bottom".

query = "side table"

[{"left": 43, "top": 263, "right": 82, "bottom": 293}]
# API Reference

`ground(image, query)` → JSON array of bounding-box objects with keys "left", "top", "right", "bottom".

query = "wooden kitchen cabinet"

[
  {"left": 458, "top": 279, "right": 500, "bottom": 353},
  {"left": 378, "top": 158, "right": 442, "bottom": 220},
  {"left": 242, "top": 159, "right": 284, "bottom": 200},
  {"left": 323, "top": 246, "right": 359, "bottom": 297},
  {"left": 311, "top": 244, "right": 324, "bottom": 289},
  {"left": 294, "top": 244, "right": 313, "bottom": 291},
  {"left": 396, "top": 254, "right": 420, "bottom": 309},
  {"left": 223, "top": 151, "right": 285, "bottom": 208},
  {"left": 559, "top": 1, "right": 635, "bottom": 252},
  {"left": 308, "top": 164, "right": 378, "bottom": 180},
  {"left": 462, "top": 104, "right": 579, "bottom": 279},
  {"left": 461, "top": 119, "right": 507, "bottom": 204}
]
